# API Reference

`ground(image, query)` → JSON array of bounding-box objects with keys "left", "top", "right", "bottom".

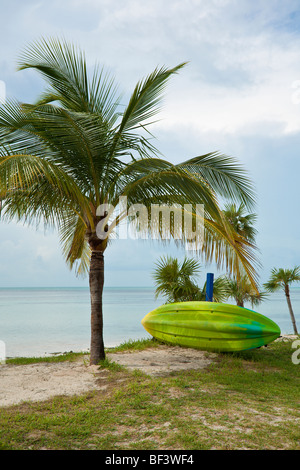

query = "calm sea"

[{"left": 0, "top": 287, "right": 299, "bottom": 358}]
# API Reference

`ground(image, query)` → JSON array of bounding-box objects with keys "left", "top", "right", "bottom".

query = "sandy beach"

[
  {"left": 0, "top": 345, "right": 217, "bottom": 407},
  {"left": 0, "top": 337, "right": 296, "bottom": 408}
]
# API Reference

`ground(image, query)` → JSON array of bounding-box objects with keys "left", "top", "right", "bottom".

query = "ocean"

[{"left": 0, "top": 287, "right": 299, "bottom": 358}]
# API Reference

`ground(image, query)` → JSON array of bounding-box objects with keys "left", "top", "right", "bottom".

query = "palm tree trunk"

[
  {"left": 89, "top": 250, "right": 105, "bottom": 364},
  {"left": 285, "top": 285, "right": 298, "bottom": 335}
]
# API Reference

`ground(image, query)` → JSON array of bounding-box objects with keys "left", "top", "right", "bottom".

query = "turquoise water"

[
  {"left": 0, "top": 287, "right": 161, "bottom": 357},
  {"left": 0, "top": 287, "right": 299, "bottom": 357}
]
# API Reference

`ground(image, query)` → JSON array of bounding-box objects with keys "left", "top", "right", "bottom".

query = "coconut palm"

[
  {"left": 0, "top": 38, "right": 258, "bottom": 364},
  {"left": 153, "top": 256, "right": 229, "bottom": 303},
  {"left": 224, "top": 275, "right": 267, "bottom": 308},
  {"left": 264, "top": 267, "right": 300, "bottom": 335}
]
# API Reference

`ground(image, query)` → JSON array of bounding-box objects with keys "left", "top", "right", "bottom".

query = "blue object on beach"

[{"left": 205, "top": 273, "right": 214, "bottom": 301}]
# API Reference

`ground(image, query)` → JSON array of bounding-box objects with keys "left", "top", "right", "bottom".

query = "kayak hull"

[{"left": 141, "top": 302, "right": 281, "bottom": 352}]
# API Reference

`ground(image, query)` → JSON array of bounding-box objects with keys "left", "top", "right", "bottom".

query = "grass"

[
  {"left": 0, "top": 338, "right": 299, "bottom": 450},
  {"left": 6, "top": 338, "right": 159, "bottom": 365},
  {"left": 105, "top": 337, "right": 162, "bottom": 353},
  {"left": 6, "top": 351, "right": 87, "bottom": 365}
]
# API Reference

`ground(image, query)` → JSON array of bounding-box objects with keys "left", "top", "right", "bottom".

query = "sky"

[{"left": 0, "top": 0, "right": 300, "bottom": 288}]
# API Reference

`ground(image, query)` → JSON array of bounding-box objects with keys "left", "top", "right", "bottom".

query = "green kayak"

[{"left": 141, "top": 301, "right": 281, "bottom": 352}]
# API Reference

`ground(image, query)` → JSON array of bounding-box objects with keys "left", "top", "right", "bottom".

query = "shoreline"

[
  {"left": 3, "top": 334, "right": 299, "bottom": 361},
  {"left": 3, "top": 339, "right": 143, "bottom": 361}
]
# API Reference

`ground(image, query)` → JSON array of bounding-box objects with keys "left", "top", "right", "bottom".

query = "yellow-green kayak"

[{"left": 141, "top": 301, "right": 281, "bottom": 352}]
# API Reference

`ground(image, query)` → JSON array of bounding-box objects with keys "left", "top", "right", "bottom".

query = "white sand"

[
  {"left": 0, "top": 346, "right": 216, "bottom": 407},
  {"left": 0, "top": 357, "right": 101, "bottom": 407},
  {"left": 0, "top": 337, "right": 295, "bottom": 408},
  {"left": 108, "top": 345, "right": 217, "bottom": 377}
]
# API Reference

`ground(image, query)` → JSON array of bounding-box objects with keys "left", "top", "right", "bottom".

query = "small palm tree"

[
  {"left": 264, "top": 267, "right": 300, "bottom": 335},
  {"left": 224, "top": 275, "right": 267, "bottom": 308},
  {"left": 0, "top": 38, "right": 258, "bottom": 364},
  {"left": 153, "top": 256, "right": 229, "bottom": 303},
  {"left": 153, "top": 256, "right": 201, "bottom": 303}
]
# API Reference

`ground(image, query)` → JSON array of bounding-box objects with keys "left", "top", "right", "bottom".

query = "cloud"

[
  {"left": 1, "top": 0, "right": 300, "bottom": 287},
  {"left": 0, "top": 222, "right": 81, "bottom": 287},
  {"left": 2, "top": 0, "right": 300, "bottom": 136}
]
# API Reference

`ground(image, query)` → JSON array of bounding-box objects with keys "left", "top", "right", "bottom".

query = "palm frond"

[
  {"left": 59, "top": 213, "right": 91, "bottom": 276},
  {"left": 224, "top": 275, "right": 268, "bottom": 307},
  {"left": 118, "top": 63, "right": 187, "bottom": 133},
  {"left": 201, "top": 215, "right": 260, "bottom": 291},
  {"left": 18, "top": 37, "right": 121, "bottom": 119},
  {"left": 153, "top": 255, "right": 201, "bottom": 303},
  {"left": 106, "top": 63, "right": 187, "bottom": 166},
  {"left": 0, "top": 150, "right": 92, "bottom": 228},
  {"left": 177, "top": 152, "right": 256, "bottom": 210},
  {"left": 263, "top": 266, "right": 300, "bottom": 291}
]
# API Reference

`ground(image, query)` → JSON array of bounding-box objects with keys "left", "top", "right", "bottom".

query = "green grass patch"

[
  {"left": 98, "top": 358, "right": 126, "bottom": 372},
  {"left": 0, "top": 339, "right": 299, "bottom": 450},
  {"left": 6, "top": 351, "right": 87, "bottom": 365},
  {"left": 5, "top": 338, "right": 159, "bottom": 365},
  {"left": 105, "top": 337, "right": 162, "bottom": 353}
]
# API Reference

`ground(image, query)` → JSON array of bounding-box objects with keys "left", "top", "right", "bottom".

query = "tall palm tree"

[
  {"left": 0, "top": 38, "right": 258, "bottom": 364},
  {"left": 153, "top": 256, "right": 229, "bottom": 303},
  {"left": 264, "top": 267, "right": 300, "bottom": 335}
]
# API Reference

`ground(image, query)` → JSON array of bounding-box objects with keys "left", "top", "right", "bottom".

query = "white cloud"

[
  {"left": 1, "top": 0, "right": 300, "bottom": 286},
  {"left": 156, "top": 76, "right": 300, "bottom": 136},
  {"left": 2, "top": 0, "right": 300, "bottom": 138}
]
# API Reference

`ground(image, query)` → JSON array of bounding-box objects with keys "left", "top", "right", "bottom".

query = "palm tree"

[
  {"left": 264, "top": 267, "right": 300, "bottom": 335},
  {"left": 153, "top": 256, "right": 229, "bottom": 303},
  {"left": 153, "top": 256, "right": 201, "bottom": 303},
  {"left": 224, "top": 275, "right": 267, "bottom": 308},
  {"left": 221, "top": 201, "right": 261, "bottom": 302},
  {"left": 0, "top": 38, "right": 258, "bottom": 364}
]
